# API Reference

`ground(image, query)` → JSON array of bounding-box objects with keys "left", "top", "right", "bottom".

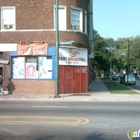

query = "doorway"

[{"left": 59, "top": 66, "right": 88, "bottom": 94}]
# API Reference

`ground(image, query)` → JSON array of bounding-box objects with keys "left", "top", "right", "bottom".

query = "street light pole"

[
  {"left": 54, "top": 0, "right": 60, "bottom": 98},
  {"left": 127, "top": 40, "right": 130, "bottom": 84},
  {"left": 110, "top": 50, "right": 112, "bottom": 80}
]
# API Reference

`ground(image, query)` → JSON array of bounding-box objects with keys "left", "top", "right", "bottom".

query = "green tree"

[{"left": 93, "top": 30, "right": 114, "bottom": 77}]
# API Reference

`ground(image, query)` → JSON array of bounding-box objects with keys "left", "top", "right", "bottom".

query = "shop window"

[
  {"left": 54, "top": 6, "right": 66, "bottom": 30},
  {"left": 39, "top": 56, "right": 52, "bottom": 79},
  {"left": 12, "top": 57, "right": 25, "bottom": 79},
  {"left": 12, "top": 56, "right": 52, "bottom": 79},
  {"left": 71, "top": 7, "right": 83, "bottom": 31},
  {"left": 1, "top": 7, "right": 15, "bottom": 30},
  {"left": 25, "top": 56, "right": 38, "bottom": 79}
]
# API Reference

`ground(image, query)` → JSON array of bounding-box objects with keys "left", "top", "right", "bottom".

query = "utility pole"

[
  {"left": 109, "top": 46, "right": 114, "bottom": 80},
  {"left": 110, "top": 50, "right": 112, "bottom": 80},
  {"left": 54, "top": 0, "right": 60, "bottom": 98},
  {"left": 127, "top": 40, "right": 130, "bottom": 84}
]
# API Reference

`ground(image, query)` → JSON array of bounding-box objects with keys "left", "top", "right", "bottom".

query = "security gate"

[{"left": 59, "top": 66, "right": 88, "bottom": 94}]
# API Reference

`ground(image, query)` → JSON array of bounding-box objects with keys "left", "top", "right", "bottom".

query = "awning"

[{"left": 0, "top": 60, "right": 9, "bottom": 64}]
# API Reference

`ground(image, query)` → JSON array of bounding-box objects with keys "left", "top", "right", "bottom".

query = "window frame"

[
  {"left": 71, "top": 7, "right": 83, "bottom": 32},
  {"left": 1, "top": 7, "right": 16, "bottom": 30},
  {"left": 11, "top": 56, "right": 53, "bottom": 80},
  {"left": 54, "top": 5, "right": 66, "bottom": 30}
]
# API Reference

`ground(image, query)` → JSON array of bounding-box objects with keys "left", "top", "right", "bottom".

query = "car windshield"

[{"left": 125, "top": 74, "right": 135, "bottom": 78}]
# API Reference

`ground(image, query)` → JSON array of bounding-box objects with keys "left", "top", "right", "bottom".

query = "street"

[
  {"left": 115, "top": 78, "right": 140, "bottom": 91},
  {"left": 0, "top": 101, "right": 140, "bottom": 140},
  {"left": 129, "top": 79, "right": 140, "bottom": 90}
]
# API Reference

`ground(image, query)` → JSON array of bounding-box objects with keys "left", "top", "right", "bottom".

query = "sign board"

[
  {"left": 18, "top": 43, "right": 48, "bottom": 55},
  {"left": 0, "top": 44, "right": 17, "bottom": 51},
  {"left": 59, "top": 48, "right": 88, "bottom": 66}
]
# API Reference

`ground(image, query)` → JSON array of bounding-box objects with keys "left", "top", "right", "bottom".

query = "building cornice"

[{"left": 0, "top": 29, "right": 88, "bottom": 35}]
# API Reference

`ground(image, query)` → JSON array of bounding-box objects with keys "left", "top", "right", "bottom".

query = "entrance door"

[
  {"left": 64, "top": 67, "right": 73, "bottom": 93},
  {"left": 59, "top": 66, "right": 88, "bottom": 94}
]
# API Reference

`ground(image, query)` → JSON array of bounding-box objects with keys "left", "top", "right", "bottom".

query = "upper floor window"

[
  {"left": 71, "top": 7, "right": 83, "bottom": 31},
  {"left": 1, "top": 7, "right": 15, "bottom": 30},
  {"left": 54, "top": 6, "right": 66, "bottom": 30}
]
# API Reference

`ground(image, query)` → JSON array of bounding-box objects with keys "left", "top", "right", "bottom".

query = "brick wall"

[
  {"left": 0, "top": 0, "right": 89, "bottom": 94},
  {"left": 10, "top": 80, "right": 55, "bottom": 94},
  {"left": 0, "top": 31, "right": 88, "bottom": 44},
  {"left": 0, "top": 0, "right": 88, "bottom": 30}
]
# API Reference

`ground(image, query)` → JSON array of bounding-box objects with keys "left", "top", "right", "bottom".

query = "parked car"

[
  {"left": 137, "top": 75, "right": 140, "bottom": 80},
  {"left": 112, "top": 75, "right": 118, "bottom": 80},
  {"left": 116, "top": 73, "right": 123, "bottom": 78},
  {"left": 120, "top": 74, "right": 136, "bottom": 85}
]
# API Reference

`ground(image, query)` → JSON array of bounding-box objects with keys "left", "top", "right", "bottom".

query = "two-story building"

[{"left": 0, "top": 0, "right": 94, "bottom": 95}]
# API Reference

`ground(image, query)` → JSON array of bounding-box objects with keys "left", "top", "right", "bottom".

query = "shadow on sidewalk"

[{"left": 88, "top": 78, "right": 110, "bottom": 94}]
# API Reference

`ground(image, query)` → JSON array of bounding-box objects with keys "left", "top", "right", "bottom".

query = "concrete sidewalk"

[{"left": 0, "top": 78, "right": 140, "bottom": 101}]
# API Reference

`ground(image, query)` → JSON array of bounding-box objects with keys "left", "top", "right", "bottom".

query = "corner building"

[{"left": 0, "top": 0, "right": 94, "bottom": 94}]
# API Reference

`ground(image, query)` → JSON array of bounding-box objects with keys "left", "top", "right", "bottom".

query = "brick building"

[{"left": 0, "top": 0, "right": 94, "bottom": 94}]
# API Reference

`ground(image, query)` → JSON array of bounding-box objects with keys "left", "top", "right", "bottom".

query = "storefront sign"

[
  {"left": 0, "top": 44, "right": 17, "bottom": 51},
  {"left": 18, "top": 43, "right": 48, "bottom": 55},
  {"left": 59, "top": 48, "right": 88, "bottom": 66}
]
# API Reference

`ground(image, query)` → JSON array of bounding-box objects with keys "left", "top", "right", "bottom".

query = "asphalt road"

[
  {"left": 115, "top": 78, "right": 140, "bottom": 91},
  {"left": 0, "top": 101, "right": 140, "bottom": 140}
]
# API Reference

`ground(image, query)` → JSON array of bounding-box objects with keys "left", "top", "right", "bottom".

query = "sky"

[{"left": 93, "top": 0, "right": 140, "bottom": 40}]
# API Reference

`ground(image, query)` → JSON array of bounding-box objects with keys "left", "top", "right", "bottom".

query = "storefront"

[
  {"left": 10, "top": 43, "right": 56, "bottom": 94},
  {"left": 9, "top": 44, "right": 88, "bottom": 94},
  {"left": 59, "top": 47, "right": 88, "bottom": 94}
]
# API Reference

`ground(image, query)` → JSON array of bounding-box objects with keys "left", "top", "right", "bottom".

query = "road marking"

[
  {"left": 0, "top": 116, "right": 89, "bottom": 125},
  {"left": 31, "top": 106, "right": 68, "bottom": 108}
]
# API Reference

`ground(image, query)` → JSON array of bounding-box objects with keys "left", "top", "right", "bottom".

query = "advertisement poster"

[
  {"left": 39, "top": 57, "right": 52, "bottom": 79},
  {"left": 59, "top": 48, "right": 88, "bottom": 66},
  {"left": 13, "top": 57, "right": 25, "bottom": 79},
  {"left": 26, "top": 63, "right": 37, "bottom": 79}
]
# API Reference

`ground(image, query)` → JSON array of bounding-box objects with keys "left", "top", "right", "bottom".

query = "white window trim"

[
  {"left": 54, "top": 5, "right": 67, "bottom": 30},
  {"left": 1, "top": 7, "right": 16, "bottom": 31},
  {"left": 71, "top": 6, "right": 83, "bottom": 32}
]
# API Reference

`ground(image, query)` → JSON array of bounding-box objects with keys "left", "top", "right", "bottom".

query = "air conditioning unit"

[
  {"left": 71, "top": 24, "right": 80, "bottom": 30},
  {"left": 4, "top": 24, "right": 12, "bottom": 29}
]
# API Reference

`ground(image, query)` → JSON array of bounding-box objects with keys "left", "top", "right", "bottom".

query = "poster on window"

[
  {"left": 26, "top": 63, "right": 38, "bottom": 79},
  {"left": 13, "top": 57, "right": 25, "bottom": 79},
  {"left": 39, "top": 57, "right": 52, "bottom": 79}
]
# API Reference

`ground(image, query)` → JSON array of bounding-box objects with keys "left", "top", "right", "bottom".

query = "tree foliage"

[{"left": 92, "top": 29, "right": 140, "bottom": 76}]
